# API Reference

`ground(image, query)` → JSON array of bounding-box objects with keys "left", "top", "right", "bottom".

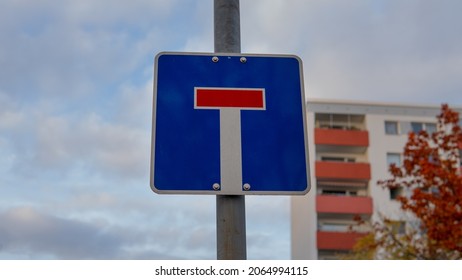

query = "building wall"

[
  {"left": 291, "top": 99, "right": 462, "bottom": 259},
  {"left": 291, "top": 110, "right": 318, "bottom": 259}
]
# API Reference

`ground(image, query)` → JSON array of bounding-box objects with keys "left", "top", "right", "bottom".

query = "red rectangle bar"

[{"left": 195, "top": 87, "right": 265, "bottom": 109}]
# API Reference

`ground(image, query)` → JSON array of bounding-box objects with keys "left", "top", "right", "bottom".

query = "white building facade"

[{"left": 291, "top": 99, "right": 462, "bottom": 259}]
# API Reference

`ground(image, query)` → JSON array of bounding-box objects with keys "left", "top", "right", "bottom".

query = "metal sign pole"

[{"left": 214, "top": 0, "right": 247, "bottom": 260}]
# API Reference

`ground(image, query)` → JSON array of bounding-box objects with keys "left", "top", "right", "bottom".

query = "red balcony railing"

[
  {"left": 315, "top": 128, "right": 369, "bottom": 147},
  {"left": 316, "top": 195, "right": 373, "bottom": 215},
  {"left": 315, "top": 161, "right": 371, "bottom": 181},
  {"left": 317, "top": 231, "right": 367, "bottom": 250}
]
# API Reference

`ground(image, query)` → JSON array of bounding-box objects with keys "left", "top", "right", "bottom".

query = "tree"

[{"left": 348, "top": 104, "right": 462, "bottom": 259}]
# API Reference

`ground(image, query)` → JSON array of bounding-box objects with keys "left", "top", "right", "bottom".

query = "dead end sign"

[{"left": 151, "top": 52, "right": 310, "bottom": 195}]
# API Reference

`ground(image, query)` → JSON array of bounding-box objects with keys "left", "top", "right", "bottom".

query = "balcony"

[
  {"left": 315, "top": 128, "right": 369, "bottom": 153},
  {"left": 317, "top": 231, "right": 367, "bottom": 251},
  {"left": 316, "top": 195, "right": 373, "bottom": 215},
  {"left": 315, "top": 161, "right": 371, "bottom": 181}
]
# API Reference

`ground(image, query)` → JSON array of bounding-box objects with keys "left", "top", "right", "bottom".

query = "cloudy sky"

[{"left": 0, "top": 0, "right": 461, "bottom": 260}]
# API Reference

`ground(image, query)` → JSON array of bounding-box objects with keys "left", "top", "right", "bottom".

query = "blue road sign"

[{"left": 151, "top": 52, "right": 310, "bottom": 195}]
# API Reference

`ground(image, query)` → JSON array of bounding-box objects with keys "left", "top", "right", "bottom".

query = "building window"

[
  {"left": 385, "top": 121, "right": 398, "bottom": 135},
  {"left": 315, "top": 113, "right": 365, "bottom": 130},
  {"left": 322, "top": 189, "right": 346, "bottom": 196},
  {"left": 321, "top": 189, "right": 358, "bottom": 196},
  {"left": 425, "top": 123, "right": 437, "bottom": 134},
  {"left": 410, "top": 122, "right": 437, "bottom": 133},
  {"left": 321, "top": 156, "right": 355, "bottom": 162},
  {"left": 411, "top": 122, "right": 423, "bottom": 133},
  {"left": 459, "top": 150, "right": 462, "bottom": 166},
  {"left": 319, "top": 223, "right": 350, "bottom": 232},
  {"left": 389, "top": 220, "right": 406, "bottom": 235},
  {"left": 390, "top": 187, "right": 403, "bottom": 200},
  {"left": 386, "top": 153, "right": 401, "bottom": 167},
  {"left": 387, "top": 153, "right": 402, "bottom": 200}
]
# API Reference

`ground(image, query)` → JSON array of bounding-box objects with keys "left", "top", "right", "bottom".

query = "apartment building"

[{"left": 291, "top": 99, "right": 462, "bottom": 260}]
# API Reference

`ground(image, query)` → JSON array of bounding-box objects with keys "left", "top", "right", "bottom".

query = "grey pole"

[
  {"left": 214, "top": 0, "right": 247, "bottom": 260},
  {"left": 214, "top": 0, "right": 241, "bottom": 53}
]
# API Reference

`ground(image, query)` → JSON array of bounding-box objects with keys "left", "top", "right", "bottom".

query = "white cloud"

[
  {"left": 0, "top": 91, "right": 23, "bottom": 127},
  {"left": 241, "top": 0, "right": 462, "bottom": 105},
  {"left": 62, "top": 0, "right": 174, "bottom": 24},
  {"left": 0, "top": 0, "right": 185, "bottom": 100},
  {"left": 0, "top": 108, "right": 24, "bottom": 130},
  {"left": 0, "top": 207, "right": 125, "bottom": 259},
  {"left": 1, "top": 0, "right": 462, "bottom": 261},
  {"left": 0, "top": 198, "right": 217, "bottom": 259},
  {"left": 0, "top": 73, "right": 154, "bottom": 182},
  {"left": 246, "top": 196, "right": 291, "bottom": 259},
  {"left": 30, "top": 112, "right": 149, "bottom": 178},
  {"left": 114, "top": 79, "right": 153, "bottom": 128}
]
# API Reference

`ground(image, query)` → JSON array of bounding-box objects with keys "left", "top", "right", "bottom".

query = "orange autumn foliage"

[{"left": 378, "top": 104, "right": 462, "bottom": 258}]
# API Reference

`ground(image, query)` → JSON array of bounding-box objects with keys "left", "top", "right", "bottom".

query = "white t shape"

[{"left": 194, "top": 87, "right": 266, "bottom": 194}]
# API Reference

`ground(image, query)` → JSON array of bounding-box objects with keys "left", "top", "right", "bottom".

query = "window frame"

[
  {"left": 386, "top": 153, "right": 402, "bottom": 167},
  {"left": 385, "top": 121, "right": 399, "bottom": 135},
  {"left": 409, "top": 121, "right": 437, "bottom": 133},
  {"left": 390, "top": 186, "right": 403, "bottom": 200},
  {"left": 425, "top": 123, "right": 437, "bottom": 134},
  {"left": 411, "top": 122, "right": 423, "bottom": 133}
]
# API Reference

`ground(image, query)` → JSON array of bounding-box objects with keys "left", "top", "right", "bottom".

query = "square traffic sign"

[{"left": 151, "top": 52, "right": 310, "bottom": 195}]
